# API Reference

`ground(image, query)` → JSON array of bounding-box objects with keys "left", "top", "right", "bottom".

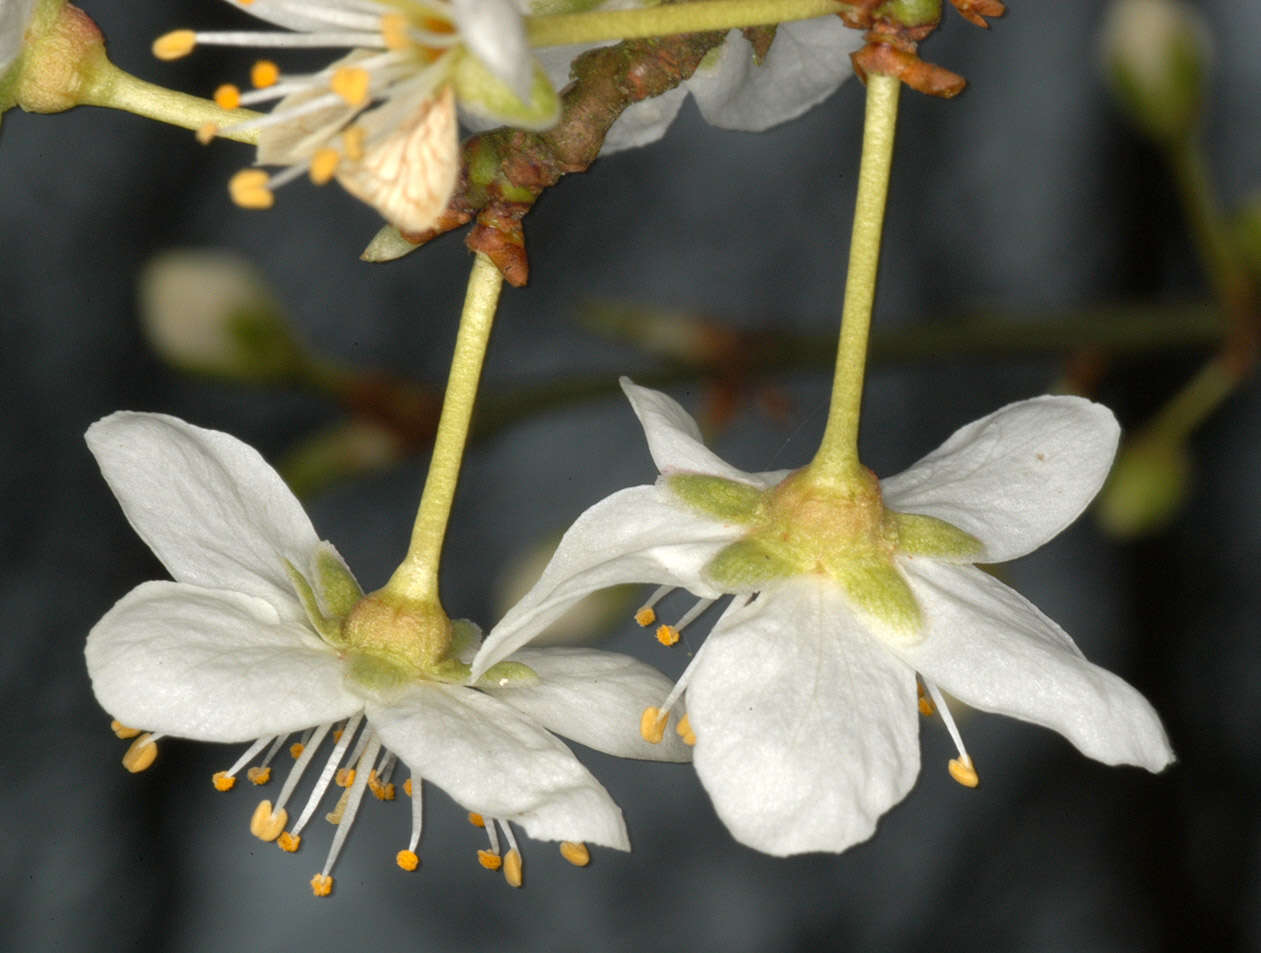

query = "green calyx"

[
  {"left": 666, "top": 467, "right": 981, "bottom": 642},
  {"left": 451, "top": 49, "right": 559, "bottom": 132},
  {"left": 340, "top": 590, "right": 455, "bottom": 683}
]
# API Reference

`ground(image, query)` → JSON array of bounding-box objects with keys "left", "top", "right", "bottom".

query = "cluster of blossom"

[{"left": 66, "top": 0, "right": 1173, "bottom": 899}]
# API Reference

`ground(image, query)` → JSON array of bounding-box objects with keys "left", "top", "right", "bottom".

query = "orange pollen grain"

[
  {"left": 213, "top": 84, "right": 241, "bottom": 110},
  {"left": 655, "top": 624, "right": 680, "bottom": 646},
  {"left": 477, "top": 850, "right": 502, "bottom": 871},
  {"left": 309, "top": 148, "right": 341, "bottom": 186},
  {"left": 634, "top": 607, "right": 656, "bottom": 627},
  {"left": 396, "top": 849, "right": 420, "bottom": 871},
  {"left": 250, "top": 59, "right": 279, "bottom": 88},
  {"left": 310, "top": 873, "right": 333, "bottom": 897},
  {"left": 247, "top": 765, "right": 271, "bottom": 785},
  {"left": 277, "top": 831, "right": 301, "bottom": 853},
  {"left": 467, "top": 812, "right": 486, "bottom": 828},
  {"left": 212, "top": 770, "right": 236, "bottom": 792}
]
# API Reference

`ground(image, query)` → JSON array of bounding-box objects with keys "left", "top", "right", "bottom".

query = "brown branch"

[{"left": 400, "top": 30, "right": 730, "bottom": 286}]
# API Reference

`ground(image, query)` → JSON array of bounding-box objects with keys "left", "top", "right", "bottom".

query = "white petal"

[
  {"left": 218, "top": 0, "right": 336, "bottom": 33},
  {"left": 896, "top": 560, "right": 1174, "bottom": 771},
  {"left": 0, "top": 0, "right": 35, "bottom": 72},
  {"left": 451, "top": 0, "right": 532, "bottom": 101},
  {"left": 686, "top": 20, "right": 862, "bottom": 132},
  {"left": 472, "top": 485, "right": 741, "bottom": 676},
  {"left": 85, "top": 581, "right": 361, "bottom": 742},
  {"left": 687, "top": 579, "right": 920, "bottom": 855},
  {"left": 86, "top": 412, "right": 321, "bottom": 620},
  {"left": 881, "top": 396, "right": 1121, "bottom": 562},
  {"left": 599, "top": 88, "right": 689, "bottom": 153},
  {"left": 485, "top": 648, "right": 691, "bottom": 762},
  {"left": 367, "top": 684, "right": 629, "bottom": 848},
  {"left": 620, "top": 377, "right": 773, "bottom": 484}
]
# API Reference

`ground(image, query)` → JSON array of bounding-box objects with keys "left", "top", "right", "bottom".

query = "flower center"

[
  {"left": 667, "top": 465, "right": 981, "bottom": 641},
  {"left": 339, "top": 590, "right": 457, "bottom": 685}
]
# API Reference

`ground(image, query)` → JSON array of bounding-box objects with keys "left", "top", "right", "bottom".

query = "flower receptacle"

[
  {"left": 8, "top": 1, "right": 106, "bottom": 115},
  {"left": 342, "top": 590, "right": 454, "bottom": 680}
]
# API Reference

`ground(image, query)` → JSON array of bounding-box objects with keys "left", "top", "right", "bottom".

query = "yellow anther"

[
  {"left": 195, "top": 123, "right": 218, "bottom": 145},
  {"left": 229, "top": 170, "right": 274, "bottom": 210},
  {"left": 335, "top": 767, "right": 355, "bottom": 788},
  {"left": 153, "top": 30, "right": 197, "bottom": 61},
  {"left": 277, "top": 831, "right": 301, "bottom": 853},
  {"left": 289, "top": 742, "right": 305, "bottom": 759},
  {"left": 380, "top": 13, "right": 410, "bottom": 50},
  {"left": 238, "top": 0, "right": 254, "bottom": 5},
  {"left": 559, "top": 841, "right": 590, "bottom": 867},
  {"left": 403, "top": 778, "right": 413, "bottom": 797},
  {"left": 332, "top": 729, "right": 343, "bottom": 742},
  {"left": 310, "top": 873, "right": 334, "bottom": 897},
  {"left": 396, "top": 849, "right": 420, "bottom": 871},
  {"left": 640, "top": 707, "right": 667, "bottom": 744},
  {"left": 918, "top": 695, "right": 935, "bottom": 716},
  {"left": 110, "top": 719, "right": 141, "bottom": 739},
  {"left": 634, "top": 606, "right": 656, "bottom": 627},
  {"left": 467, "top": 812, "right": 485, "bottom": 828},
  {"left": 368, "top": 772, "right": 395, "bottom": 801},
  {"left": 212, "top": 770, "right": 236, "bottom": 792},
  {"left": 342, "top": 125, "right": 365, "bottom": 161},
  {"left": 502, "top": 849, "right": 523, "bottom": 888},
  {"left": 326, "top": 788, "right": 350, "bottom": 825},
  {"left": 655, "top": 624, "right": 680, "bottom": 646},
  {"left": 213, "top": 84, "right": 241, "bottom": 111},
  {"left": 675, "top": 714, "right": 696, "bottom": 747},
  {"left": 122, "top": 734, "right": 158, "bottom": 773},
  {"left": 247, "top": 765, "right": 271, "bottom": 785},
  {"left": 249, "top": 800, "right": 288, "bottom": 842},
  {"left": 477, "top": 850, "right": 502, "bottom": 871},
  {"left": 309, "top": 148, "right": 341, "bottom": 186},
  {"left": 330, "top": 67, "right": 371, "bottom": 107},
  {"left": 250, "top": 59, "right": 279, "bottom": 88},
  {"left": 948, "top": 755, "right": 980, "bottom": 788}
]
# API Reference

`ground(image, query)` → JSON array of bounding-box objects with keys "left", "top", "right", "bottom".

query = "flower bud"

[
  {"left": 1099, "top": 0, "right": 1211, "bottom": 142},
  {"left": 1096, "top": 436, "right": 1191, "bottom": 537},
  {"left": 139, "top": 249, "right": 306, "bottom": 381}
]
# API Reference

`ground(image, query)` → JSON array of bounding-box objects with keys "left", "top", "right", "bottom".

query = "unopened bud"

[
  {"left": 1096, "top": 436, "right": 1191, "bottom": 537},
  {"left": 1100, "top": 0, "right": 1211, "bottom": 142},
  {"left": 139, "top": 249, "right": 305, "bottom": 381}
]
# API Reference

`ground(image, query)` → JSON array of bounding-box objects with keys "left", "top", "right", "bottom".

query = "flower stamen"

[
  {"left": 287, "top": 714, "right": 363, "bottom": 841},
  {"left": 396, "top": 773, "right": 423, "bottom": 871},
  {"left": 110, "top": 719, "right": 141, "bottom": 739},
  {"left": 122, "top": 733, "right": 162, "bottom": 773},
  {"left": 310, "top": 733, "right": 381, "bottom": 896},
  {"left": 655, "top": 597, "right": 717, "bottom": 647},
  {"left": 924, "top": 679, "right": 979, "bottom": 788},
  {"left": 499, "top": 821, "right": 523, "bottom": 888},
  {"left": 559, "top": 841, "right": 590, "bottom": 867},
  {"left": 634, "top": 585, "right": 673, "bottom": 627}
]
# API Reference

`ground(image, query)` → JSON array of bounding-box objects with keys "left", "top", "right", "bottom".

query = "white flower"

[
  {"left": 473, "top": 379, "right": 1174, "bottom": 856},
  {"left": 154, "top": 0, "right": 560, "bottom": 231},
  {"left": 525, "top": 3, "right": 865, "bottom": 153},
  {"left": 85, "top": 410, "right": 688, "bottom": 895}
]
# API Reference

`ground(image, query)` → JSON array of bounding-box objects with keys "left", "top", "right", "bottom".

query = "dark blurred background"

[{"left": 2, "top": 1, "right": 1258, "bottom": 951}]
